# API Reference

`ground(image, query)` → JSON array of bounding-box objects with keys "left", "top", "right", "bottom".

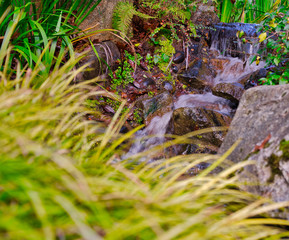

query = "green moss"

[
  {"left": 266, "top": 154, "right": 282, "bottom": 183},
  {"left": 265, "top": 139, "right": 289, "bottom": 183},
  {"left": 280, "top": 139, "right": 289, "bottom": 160}
]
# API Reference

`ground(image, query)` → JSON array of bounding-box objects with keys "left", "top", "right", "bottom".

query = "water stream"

[{"left": 123, "top": 23, "right": 265, "bottom": 162}]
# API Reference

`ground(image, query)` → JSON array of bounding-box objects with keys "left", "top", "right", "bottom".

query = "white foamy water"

[
  {"left": 122, "top": 112, "right": 172, "bottom": 161},
  {"left": 174, "top": 92, "right": 230, "bottom": 115},
  {"left": 213, "top": 55, "right": 265, "bottom": 85}
]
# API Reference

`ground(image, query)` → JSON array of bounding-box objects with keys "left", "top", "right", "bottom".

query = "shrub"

[{"left": 257, "top": 5, "right": 289, "bottom": 85}]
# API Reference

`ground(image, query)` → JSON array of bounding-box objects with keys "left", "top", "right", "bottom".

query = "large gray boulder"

[{"left": 219, "top": 84, "right": 289, "bottom": 216}]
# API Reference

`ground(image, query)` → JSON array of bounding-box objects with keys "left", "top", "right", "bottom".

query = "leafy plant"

[
  {"left": 257, "top": 4, "right": 289, "bottom": 85},
  {"left": 112, "top": 1, "right": 153, "bottom": 36},
  {"left": 0, "top": 0, "right": 101, "bottom": 78},
  {"left": 109, "top": 50, "right": 140, "bottom": 90},
  {"left": 219, "top": 0, "right": 281, "bottom": 23},
  {"left": 133, "top": 108, "right": 143, "bottom": 124},
  {"left": 153, "top": 36, "right": 175, "bottom": 72},
  {"left": 220, "top": 0, "right": 234, "bottom": 22},
  {"left": 141, "top": 0, "right": 193, "bottom": 23}
]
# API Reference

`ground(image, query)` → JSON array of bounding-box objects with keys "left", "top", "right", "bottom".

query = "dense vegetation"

[{"left": 1, "top": 0, "right": 289, "bottom": 239}]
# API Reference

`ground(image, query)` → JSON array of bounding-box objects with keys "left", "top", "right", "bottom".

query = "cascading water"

[
  {"left": 123, "top": 93, "right": 232, "bottom": 161},
  {"left": 213, "top": 57, "right": 265, "bottom": 85},
  {"left": 122, "top": 112, "right": 172, "bottom": 161},
  {"left": 123, "top": 23, "right": 265, "bottom": 162},
  {"left": 210, "top": 23, "right": 260, "bottom": 59}
]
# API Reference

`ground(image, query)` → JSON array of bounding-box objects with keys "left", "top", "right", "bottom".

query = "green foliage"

[
  {"left": 2, "top": 1, "right": 289, "bottom": 239},
  {"left": 151, "top": 36, "right": 175, "bottom": 73},
  {"left": 106, "top": 98, "right": 129, "bottom": 114},
  {"left": 220, "top": 0, "right": 234, "bottom": 22},
  {"left": 133, "top": 108, "right": 143, "bottom": 124},
  {"left": 112, "top": 1, "right": 153, "bottom": 36},
  {"left": 110, "top": 61, "right": 134, "bottom": 89},
  {"left": 109, "top": 51, "right": 138, "bottom": 90},
  {"left": 148, "top": 90, "right": 154, "bottom": 97},
  {"left": 141, "top": 0, "right": 193, "bottom": 23},
  {"left": 257, "top": 5, "right": 289, "bottom": 85},
  {"left": 0, "top": 0, "right": 100, "bottom": 77},
  {"left": 218, "top": 0, "right": 280, "bottom": 23}
]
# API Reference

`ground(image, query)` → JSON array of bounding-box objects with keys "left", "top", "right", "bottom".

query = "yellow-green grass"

[{"left": 1, "top": 47, "right": 289, "bottom": 239}]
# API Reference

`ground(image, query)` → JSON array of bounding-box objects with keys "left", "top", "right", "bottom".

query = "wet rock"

[
  {"left": 238, "top": 68, "right": 267, "bottom": 88},
  {"left": 139, "top": 91, "right": 173, "bottom": 125},
  {"left": 120, "top": 125, "right": 129, "bottom": 134},
  {"left": 212, "top": 82, "right": 244, "bottom": 105},
  {"left": 140, "top": 60, "right": 149, "bottom": 71},
  {"left": 174, "top": 93, "right": 233, "bottom": 116},
  {"left": 244, "top": 76, "right": 258, "bottom": 90},
  {"left": 177, "top": 60, "right": 216, "bottom": 90},
  {"left": 173, "top": 51, "right": 185, "bottom": 64},
  {"left": 132, "top": 81, "right": 141, "bottom": 89},
  {"left": 172, "top": 107, "right": 231, "bottom": 147},
  {"left": 218, "top": 84, "right": 289, "bottom": 218},
  {"left": 210, "top": 58, "right": 230, "bottom": 72},
  {"left": 142, "top": 78, "right": 155, "bottom": 88},
  {"left": 103, "top": 105, "right": 115, "bottom": 114},
  {"left": 77, "top": 41, "right": 120, "bottom": 80}
]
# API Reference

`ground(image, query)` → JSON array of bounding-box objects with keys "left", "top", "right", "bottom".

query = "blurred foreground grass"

[{"left": 1, "top": 41, "right": 289, "bottom": 240}]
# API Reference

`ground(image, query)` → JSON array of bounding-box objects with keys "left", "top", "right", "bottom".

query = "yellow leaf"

[
  {"left": 259, "top": 32, "right": 267, "bottom": 43},
  {"left": 256, "top": 56, "right": 261, "bottom": 66},
  {"left": 269, "top": 19, "right": 277, "bottom": 28}
]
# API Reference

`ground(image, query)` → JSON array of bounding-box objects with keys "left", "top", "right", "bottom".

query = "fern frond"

[{"left": 112, "top": 1, "right": 153, "bottom": 36}]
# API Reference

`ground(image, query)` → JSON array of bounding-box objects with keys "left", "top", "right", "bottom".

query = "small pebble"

[
  {"left": 140, "top": 60, "right": 149, "bottom": 71},
  {"left": 103, "top": 105, "right": 115, "bottom": 114},
  {"left": 171, "top": 65, "right": 178, "bottom": 73},
  {"left": 173, "top": 51, "right": 185, "bottom": 64},
  {"left": 133, "top": 81, "right": 141, "bottom": 89},
  {"left": 142, "top": 78, "right": 155, "bottom": 87},
  {"left": 162, "top": 81, "right": 174, "bottom": 93}
]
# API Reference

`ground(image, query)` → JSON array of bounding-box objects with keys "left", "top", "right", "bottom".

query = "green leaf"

[
  {"left": 153, "top": 55, "right": 161, "bottom": 64},
  {"left": 274, "top": 58, "right": 280, "bottom": 66},
  {"left": 162, "top": 53, "right": 170, "bottom": 62}
]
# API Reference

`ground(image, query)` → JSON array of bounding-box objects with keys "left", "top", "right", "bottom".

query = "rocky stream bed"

[{"left": 80, "top": 22, "right": 265, "bottom": 159}]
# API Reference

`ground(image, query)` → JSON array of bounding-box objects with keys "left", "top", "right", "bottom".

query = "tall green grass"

[
  {"left": 220, "top": 0, "right": 234, "bottom": 23},
  {"left": 0, "top": 0, "right": 101, "bottom": 77},
  {"left": 219, "top": 0, "right": 281, "bottom": 23},
  {"left": 1, "top": 46, "right": 289, "bottom": 239}
]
